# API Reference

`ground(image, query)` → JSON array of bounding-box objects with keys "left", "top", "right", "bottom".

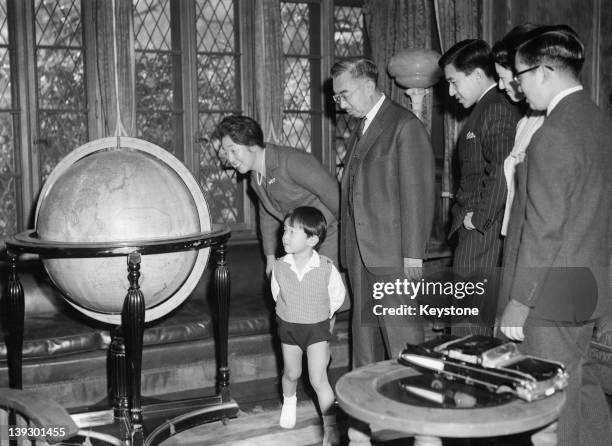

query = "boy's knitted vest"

[{"left": 274, "top": 255, "right": 332, "bottom": 324}]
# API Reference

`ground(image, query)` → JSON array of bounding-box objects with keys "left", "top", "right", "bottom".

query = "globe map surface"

[{"left": 35, "top": 137, "right": 211, "bottom": 324}]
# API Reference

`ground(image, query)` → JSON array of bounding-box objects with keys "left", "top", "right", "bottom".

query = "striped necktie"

[{"left": 356, "top": 117, "right": 366, "bottom": 139}]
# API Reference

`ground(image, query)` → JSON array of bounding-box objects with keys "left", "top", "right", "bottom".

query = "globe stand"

[{"left": 5, "top": 225, "right": 239, "bottom": 446}]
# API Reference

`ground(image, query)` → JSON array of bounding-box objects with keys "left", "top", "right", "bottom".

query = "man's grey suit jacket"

[
  {"left": 502, "top": 90, "right": 612, "bottom": 322},
  {"left": 340, "top": 97, "right": 435, "bottom": 271}
]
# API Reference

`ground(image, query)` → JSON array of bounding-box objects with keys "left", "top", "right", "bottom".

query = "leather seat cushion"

[{"left": 0, "top": 310, "right": 106, "bottom": 359}]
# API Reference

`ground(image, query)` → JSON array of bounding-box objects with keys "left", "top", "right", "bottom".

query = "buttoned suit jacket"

[
  {"left": 339, "top": 97, "right": 435, "bottom": 271},
  {"left": 502, "top": 90, "right": 612, "bottom": 321},
  {"left": 250, "top": 143, "right": 339, "bottom": 258},
  {"left": 450, "top": 88, "right": 520, "bottom": 236}
]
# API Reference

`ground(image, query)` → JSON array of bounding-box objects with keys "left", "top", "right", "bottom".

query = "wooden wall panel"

[
  {"left": 529, "top": 0, "right": 596, "bottom": 95},
  {"left": 487, "top": 0, "right": 609, "bottom": 111},
  {"left": 488, "top": 0, "right": 532, "bottom": 43},
  {"left": 600, "top": 1, "right": 612, "bottom": 115}
]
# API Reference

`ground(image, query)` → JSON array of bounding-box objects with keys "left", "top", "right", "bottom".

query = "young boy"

[{"left": 271, "top": 206, "right": 345, "bottom": 445}]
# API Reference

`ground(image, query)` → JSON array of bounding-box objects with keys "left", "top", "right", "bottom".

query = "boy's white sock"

[{"left": 279, "top": 394, "right": 297, "bottom": 429}]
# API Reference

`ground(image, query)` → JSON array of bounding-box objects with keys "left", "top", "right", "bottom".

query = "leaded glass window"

[
  {"left": 333, "top": 1, "right": 364, "bottom": 180},
  {"left": 34, "top": 0, "right": 88, "bottom": 182},
  {"left": 280, "top": 1, "right": 321, "bottom": 153},
  {"left": 195, "top": 0, "right": 243, "bottom": 225},
  {"left": 134, "top": 0, "right": 181, "bottom": 155},
  {"left": 0, "top": 0, "right": 16, "bottom": 240}
]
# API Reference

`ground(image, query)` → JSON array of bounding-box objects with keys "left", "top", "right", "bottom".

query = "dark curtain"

[
  {"left": 434, "top": 0, "right": 482, "bottom": 225},
  {"left": 93, "top": 0, "right": 136, "bottom": 137},
  {"left": 363, "top": 0, "right": 434, "bottom": 125},
  {"left": 254, "top": 0, "right": 284, "bottom": 144}
]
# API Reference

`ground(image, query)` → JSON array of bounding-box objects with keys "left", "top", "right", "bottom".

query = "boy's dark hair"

[
  {"left": 438, "top": 39, "right": 495, "bottom": 79},
  {"left": 492, "top": 23, "right": 540, "bottom": 71},
  {"left": 211, "top": 115, "right": 265, "bottom": 147},
  {"left": 284, "top": 206, "right": 327, "bottom": 250},
  {"left": 516, "top": 24, "right": 584, "bottom": 77},
  {"left": 330, "top": 57, "right": 378, "bottom": 84}
]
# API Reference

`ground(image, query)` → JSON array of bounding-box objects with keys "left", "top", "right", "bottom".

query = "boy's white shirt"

[{"left": 270, "top": 251, "right": 346, "bottom": 318}]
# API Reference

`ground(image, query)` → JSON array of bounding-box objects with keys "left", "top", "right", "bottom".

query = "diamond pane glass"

[
  {"left": 135, "top": 51, "right": 173, "bottom": 109},
  {"left": 197, "top": 55, "right": 236, "bottom": 109},
  {"left": 0, "top": 0, "right": 7, "bottom": 45},
  {"left": 0, "top": 111, "right": 16, "bottom": 237},
  {"left": 35, "top": 0, "right": 82, "bottom": 47},
  {"left": 284, "top": 57, "right": 310, "bottom": 110},
  {"left": 199, "top": 113, "right": 242, "bottom": 225},
  {"left": 134, "top": 0, "right": 180, "bottom": 156},
  {"left": 196, "top": 0, "right": 234, "bottom": 53},
  {"left": 0, "top": 175, "right": 16, "bottom": 238},
  {"left": 137, "top": 111, "right": 176, "bottom": 154},
  {"left": 333, "top": 4, "right": 365, "bottom": 177},
  {"left": 196, "top": 0, "right": 242, "bottom": 226},
  {"left": 37, "top": 48, "right": 85, "bottom": 108},
  {"left": 334, "top": 6, "right": 364, "bottom": 58},
  {"left": 134, "top": 0, "right": 171, "bottom": 51},
  {"left": 334, "top": 114, "right": 360, "bottom": 180},
  {"left": 282, "top": 112, "right": 311, "bottom": 151},
  {"left": 281, "top": 2, "right": 309, "bottom": 55},
  {"left": 0, "top": 112, "right": 14, "bottom": 173},
  {"left": 0, "top": 48, "right": 10, "bottom": 108},
  {"left": 38, "top": 111, "right": 87, "bottom": 182}
]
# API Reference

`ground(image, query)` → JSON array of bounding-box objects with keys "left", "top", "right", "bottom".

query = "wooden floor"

[
  {"left": 158, "top": 394, "right": 612, "bottom": 446},
  {"left": 160, "top": 400, "right": 334, "bottom": 446}
]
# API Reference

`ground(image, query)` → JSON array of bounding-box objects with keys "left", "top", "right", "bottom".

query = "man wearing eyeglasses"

[
  {"left": 438, "top": 39, "right": 520, "bottom": 335},
  {"left": 331, "top": 58, "right": 435, "bottom": 368},
  {"left": 499, "top": 25, "right": 612, "bottom": 445}
]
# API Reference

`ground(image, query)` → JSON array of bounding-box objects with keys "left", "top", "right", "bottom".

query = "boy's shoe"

[{"left": 279, "top": 394, "right": 297, "bottom": 429}]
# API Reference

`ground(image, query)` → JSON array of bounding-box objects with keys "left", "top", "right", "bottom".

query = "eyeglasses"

[
  {"left": 513, "top": 65, "right": 539, "bottom": 83},
  {"left": 513, "top": 64, "right": 554, "bottom": 83},
  {"left": 333, "top": 86, "right": 359, "bottom": 104}
]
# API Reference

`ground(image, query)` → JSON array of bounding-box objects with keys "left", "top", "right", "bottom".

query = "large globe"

[{"left": 35, "top": 137, "right": 211, "bottom": 325}]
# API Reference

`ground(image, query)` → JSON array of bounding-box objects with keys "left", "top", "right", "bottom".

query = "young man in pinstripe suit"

[{"left": 439, "top": 40, "right": 520, "bottom": 333}]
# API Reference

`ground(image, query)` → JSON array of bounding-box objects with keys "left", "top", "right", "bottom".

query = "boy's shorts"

[{"left": 276, "top": 317, "right": 331, "bottom": 351}]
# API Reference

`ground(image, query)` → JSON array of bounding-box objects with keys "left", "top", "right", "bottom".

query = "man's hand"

[
  {"left": 403, "top": 257, "right": 423, "bottom": 281},
  {"left": 265, "top": 255, "right": 275, "bottom": 278},
  {"left": 499, "top": 299, "right": 530, "bottom": 341},
  {"left": 463, "top": 211, "right": 476, "bottom": 230}
]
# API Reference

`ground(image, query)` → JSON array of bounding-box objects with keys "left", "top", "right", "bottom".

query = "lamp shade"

[{"left": 388, "top": 48, "right": 442, "bottom": 89}]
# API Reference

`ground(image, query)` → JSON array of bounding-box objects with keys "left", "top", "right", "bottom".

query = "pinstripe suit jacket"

[
  {"left": 250, "top": 143, "right": 339, "bottom": 257},
  {"left": 503, "top": 90, "right": 612, "bottom": 321},
  {"left": 450, "top": 88, "right": 520, "bottom": 237}
]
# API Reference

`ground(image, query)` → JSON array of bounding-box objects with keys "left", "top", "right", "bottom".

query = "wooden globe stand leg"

[
  {"left": 110, "top": 326, "right": 129, "bottom": 420},
  {"left": 215, "top": 243, "right": 231, "bottom": 404},
  {"left": 4, "top": 236, "right": 238, "bottom": 446},
  {"left": 122, "top": 251, "right": 146, "bottom": 444},
  {"left": 5, "top": 252, "right": 25, "bottom": 446}
]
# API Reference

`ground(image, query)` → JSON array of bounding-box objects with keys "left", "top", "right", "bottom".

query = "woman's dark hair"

[
  {"left": 492, "top": 24, "right": 540, "bottom": 71},
  {"left": 284, "top": 206, "right": 327, "bottom": 250},
  {"left": 211, "top": 115, "right": 265, "bottom": 147},
  {"left": 438, "top": 39, "right": 495, "bottom": 78}
]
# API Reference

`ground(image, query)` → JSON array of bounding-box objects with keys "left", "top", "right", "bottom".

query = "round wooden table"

[{"left": 336, "top": 360, "right": 566, "bottom": 445}]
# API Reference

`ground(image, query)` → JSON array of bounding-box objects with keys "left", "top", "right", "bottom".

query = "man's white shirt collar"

[
  {"left": 362, "top": 93, "right": 385, "bottom": 134},
  {"left": 547, "top": 85, "right": 583, "bottom": 116}
]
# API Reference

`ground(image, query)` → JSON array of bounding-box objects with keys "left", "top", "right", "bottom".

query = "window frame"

[{"left": 2, "top": 0, "right": 364, "bottom": 243}]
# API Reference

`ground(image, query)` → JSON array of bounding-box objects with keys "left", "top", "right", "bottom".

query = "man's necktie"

[{"left": 356, "top": 117, "right": 366, "bottom": 140}]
